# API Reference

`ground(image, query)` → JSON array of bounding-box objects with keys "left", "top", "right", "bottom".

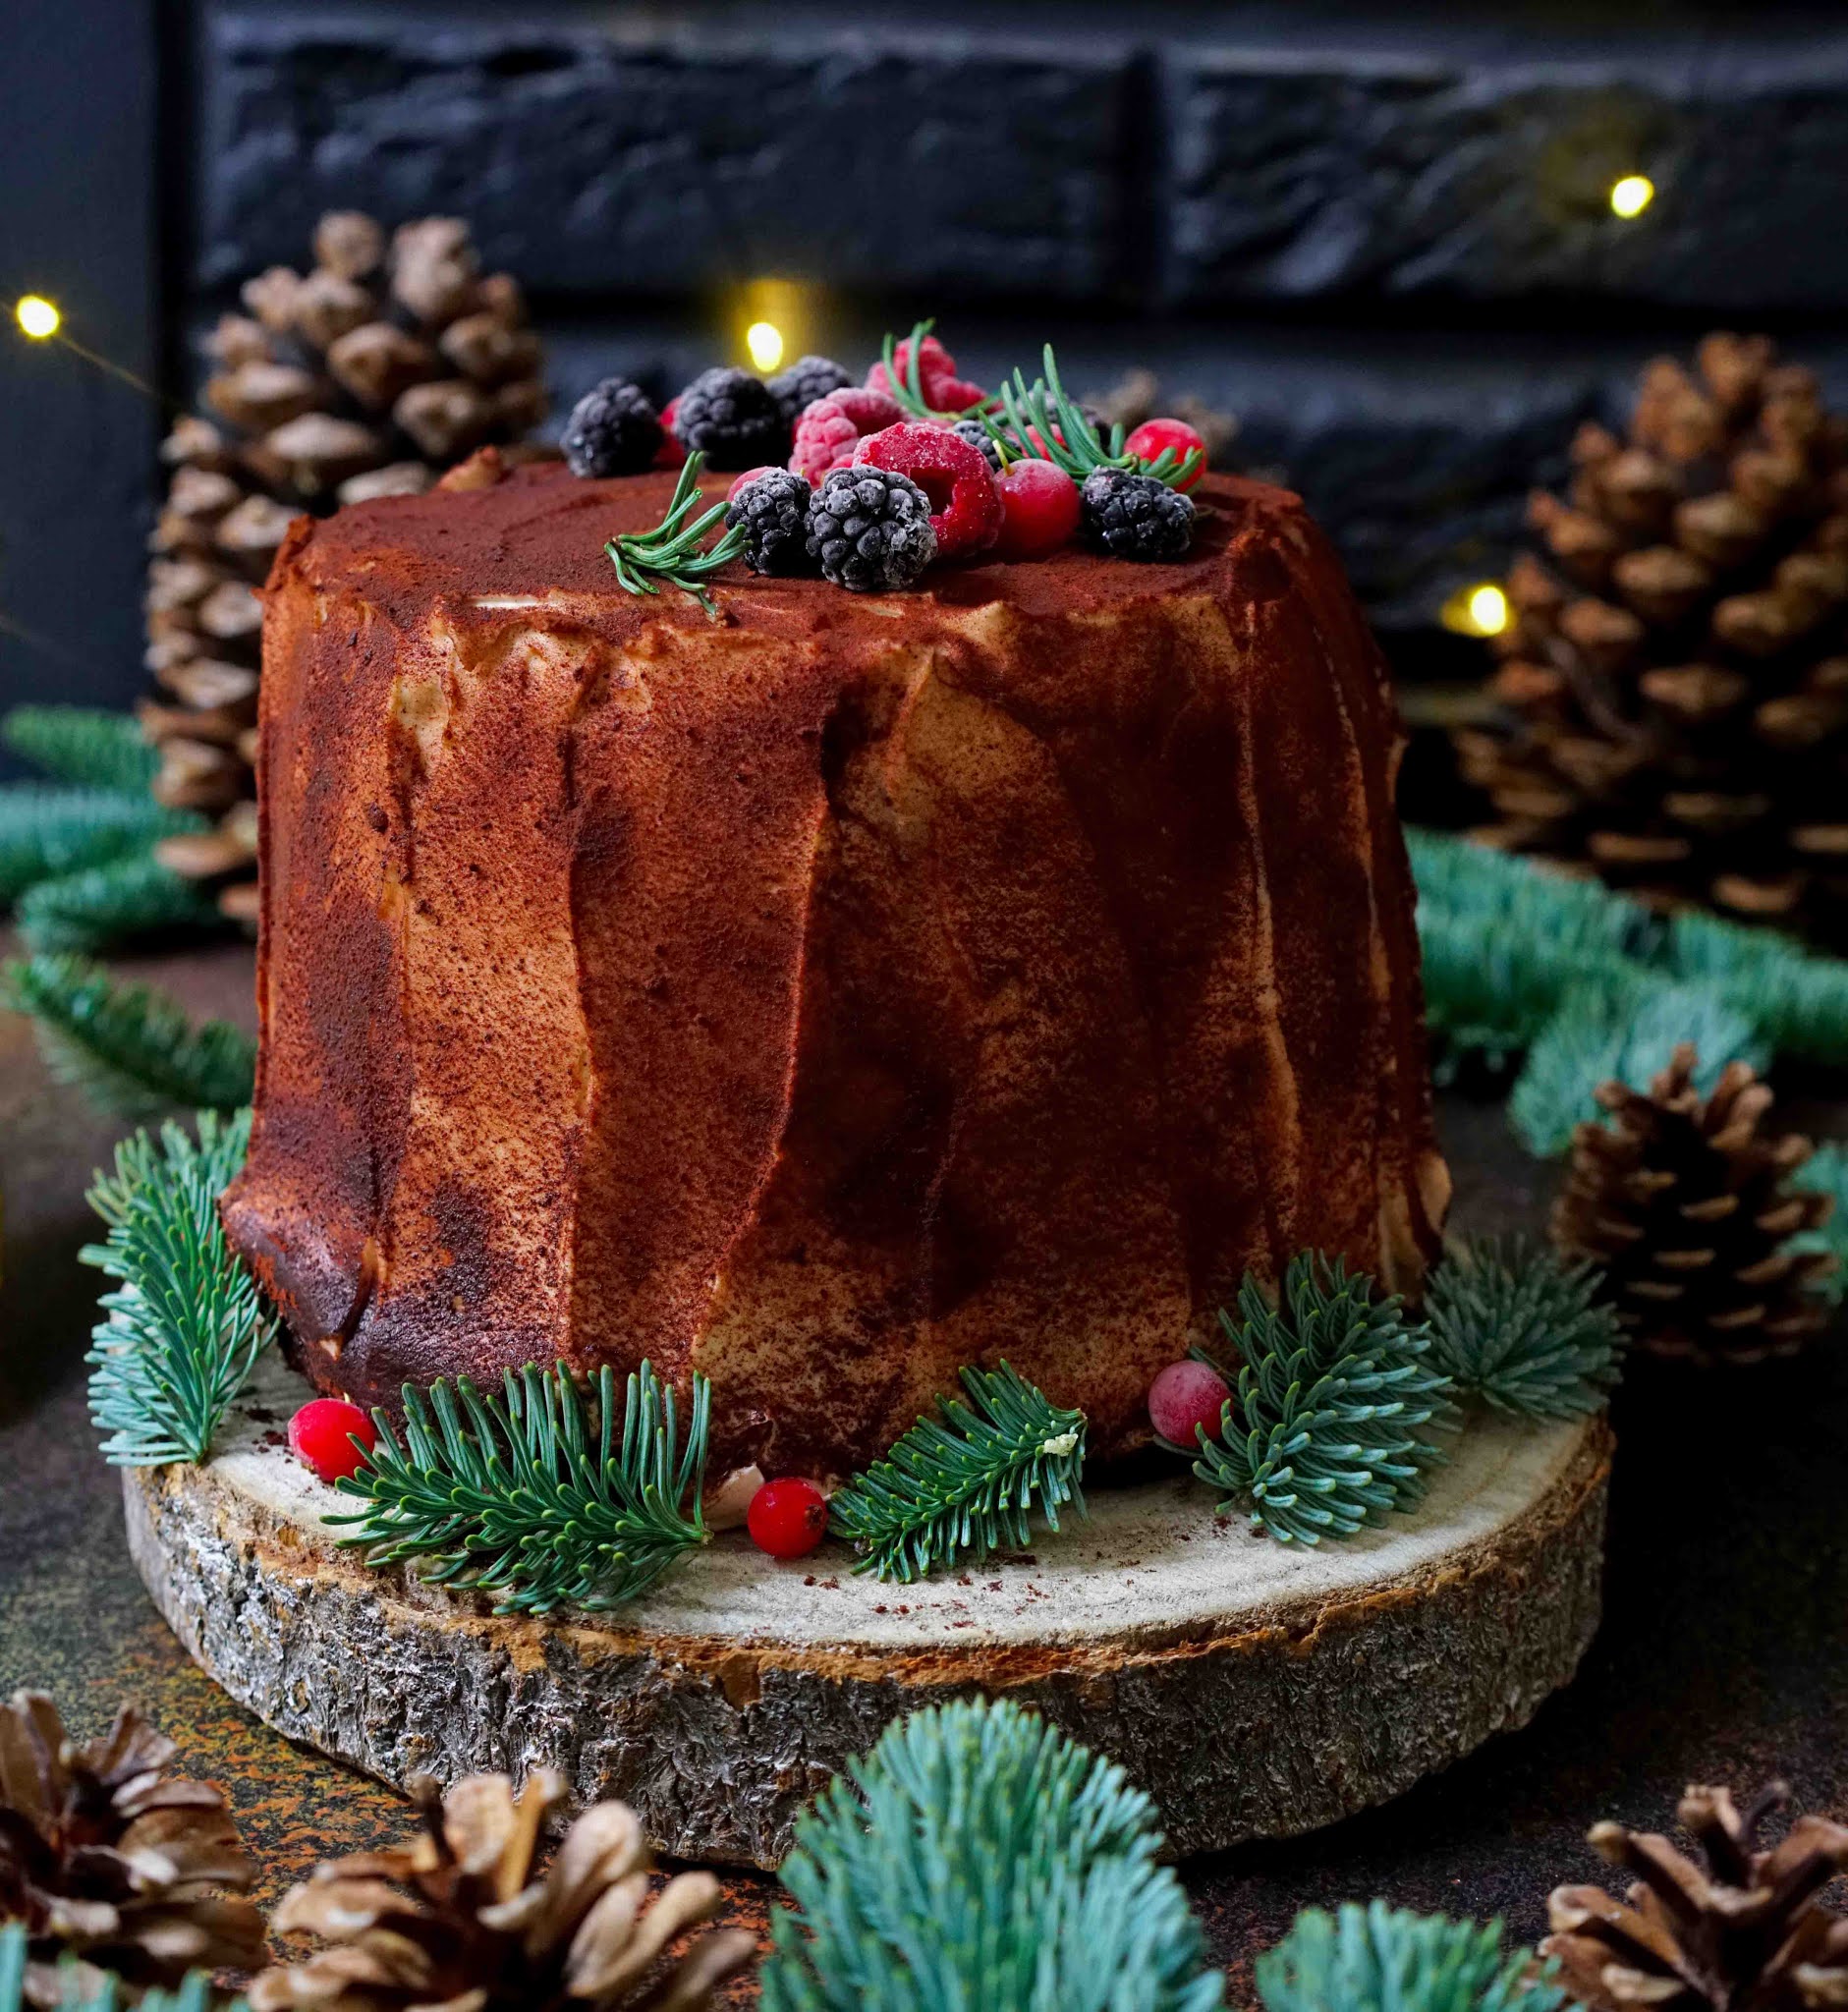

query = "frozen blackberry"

[
  {"left": 807, "top": 467, "right": 937, "bottom": 592},
  {"left": 768, "top": 355, "right": 853, "bottom": 424},
  {"left": 672, "top": 366, "right": 788, "bottom": 470},
  {"left": 1080, "top": 469, "right": 1196, "bottom": 561},
  {"left": 951, "top": 418, "right": 1003, "bottom": 472},
  {"left": 559, "top": 376, "right": 662, "bottom": 477},
  {"left": 726, "top": 467, "right": 816, "bottom": 577}
]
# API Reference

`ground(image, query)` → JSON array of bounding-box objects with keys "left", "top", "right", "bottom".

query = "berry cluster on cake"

[{"left": 221, "top": 321, "right": 1449, "bottom": 1490}]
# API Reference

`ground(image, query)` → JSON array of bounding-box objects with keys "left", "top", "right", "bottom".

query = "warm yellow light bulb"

[
  {"left": 745, "top": 320, "right": 785, "bottom": 372},
  {"left": 16, "top": 295, "right": 61, "bottom": 340},
  {"left": 1440, "top": 582, "right": 1510, "bottom": 638},
  {"left": 1608, "top": 174, "right": 1654, "bottom": 219}
]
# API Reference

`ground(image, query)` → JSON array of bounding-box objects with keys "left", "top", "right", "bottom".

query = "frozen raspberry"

[
  {"left": 767, "top": 354, "right": 853, "bottom": 423},
  {"left": 1148, "top": 1361, "right": 1231, "bottom": 1449},
  {"left": 653, "top": 398, "right": 687, "bottom": 469},
  {"left": 854, "top": 422, "right": 1002, "bottom": 562},
  {"left": 831, "top": 387, "right": 904, "bottom": 432},
  {"left": 748, "top": 1478, "right": 829, "bottom": 1559},
  {"left": 1080, "top": 468, "right": 1196, "bottom": 561},
  {"left": 289, "top": 1398, "right": 378, "bottom": 1484},
  {"left": 726, "top": 467, "right": 816, "bottom": 576},
  {"left": 559, "top": 376, "right": 661, "bottom": 478},
  {"left": 789, "top": 390, "right": 903, "bottom": 484},
  {"left": 868, "top": 331, "right": 958, "bottom": 405},
  {"left": 672, "top": 366, "right": 788, "bottom": 470},
  {"left": 807, "top": 466, "right": 937, "bottom": 592},
  {"left": 993, "top": 458, "right": 1081, "bottom": 559},
  {"left": 1125, "top": 418, "right": 1208, "bottom": 492}
]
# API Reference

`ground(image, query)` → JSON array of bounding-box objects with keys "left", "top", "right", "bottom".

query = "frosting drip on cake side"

[{"left": 222, "top": 467, "right": 1448, "bottom": 1476}]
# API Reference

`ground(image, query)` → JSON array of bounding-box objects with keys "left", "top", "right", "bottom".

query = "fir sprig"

[
  {"left": 604, "top": 452, "right": 746, "bottom": 619},
  {"left": 982, "top": 344, "right": 1204, "bottom": 488},
  {"left": 3, "top": 953, "right": 256, "bottom": 1118},
  {"left": 331, "top": 1360, "right": 711, "bottom": 1616},
  {"left": 1793, "top": 1140, "right": 1848, "bottom": 1308},
  {"left": 1190, "top": 1254, "right": 1457, "bottom": 1545},
  {"left": 82, "top": 1107, "right": 273, "bottom": 1467},
  {"left": 17, "top": 852, "right": 223, "bottom": 955},
  {"left": 0, "top": 785, "right": 200, "bottom": 906},
  {"left": 1, "top": 705, "right": 159, "bottom": 792},
  {"left": 828, "top": 1363, "right": 1087, "bottom": 1583},
  {"left": 761, "top": 1698, "right": 1225, "bottom": 2012},
  {"left": 0, "top": 1925, "right": 241, "bottom": 2012},
  {"left": 1426, "top": 1237, "right": 1624, "bottom": 1419},
  {"left": 1256, "top": 1904, "right": 1567, "bottom": 2012},
  {"left": 877, "top": 317, "right": 989, "bottom": 420}
]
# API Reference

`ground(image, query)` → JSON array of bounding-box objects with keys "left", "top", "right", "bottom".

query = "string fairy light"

[
  {"left": 16, "top": 295, "right": 61, "bottom": 339},
  {"left": 745, "top": 320, "right": 785, "bottom": 372},
  {"left": 1608, "top": 174, "right": 1655, "bottom": 219},
  {"left": 1440, "top": 582, "right": 1511, "bottom": 639},
  {"left": 9, "top": 290, "right": 168, "bottom": 402}
]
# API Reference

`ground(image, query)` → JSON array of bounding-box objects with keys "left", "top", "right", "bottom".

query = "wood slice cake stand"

[{"left": 125, "top": 1355, "right": 1610, "bottom": 1870}]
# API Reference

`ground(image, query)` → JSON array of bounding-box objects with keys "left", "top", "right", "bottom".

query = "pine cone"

[
  {"left": 1543, "top": 1779, "right": 1848, "bottom": 2012},
  {"left": 145, "top": 212, "right": 550, "bottom": 923},
  {"left": 1550, "top": 1043, "right": 1835, "bottom": 1364},
  {"left": 1455, "top": 333, "right": 1848, "bottom": 947},
  {"left": 249, "top": 1770, "right": 754, "bottom": 2012},
  {"left": 0, "top": 1691, "right": 263, "bottom": 2006}
]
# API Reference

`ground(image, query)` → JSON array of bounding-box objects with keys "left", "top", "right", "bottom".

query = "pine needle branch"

[
  {"left": 604, "top": 452, "right": 746, "bottom": 619},
  {"left": 982, "top": 344, "right": 1203, "bottom": 487},
  {"left": 1256, "top": 1904, "right": 1567, "bottom": 2012},
  {"left": 877, "top": 316, "right": 989, "bottom": 420},
  {"left": 3, "top": 953, "right": 255, "bottom": 1119},
  {"left": 0, "top": 1923, "right": 241, "bottom": 2012},
  {"left": 330, "top": 1360, "right": 711, "bottom": 1616},
  {"left": 1191, "top": 1254, "right": 1457, "bottom": 1545},
  {"left": 81, "top": 1107, "right": 272, "bottom": 1467},
  {"left": 0, "top": 785, "right": 201, "bottom": 906},
  {"left": 1, "top": 705, "right": 160, "bottom": 792},
  {"left": 1793, "top": 1140, "right": 1848, "bottom": 1308},
  {"left": 1426, "top": 1237, "right": 1624, "bottom": 1419},
  {"left": 761, "top": 1698, "right": 1225, "bottom": 2012},
  {"left": 828, "top": 1363, "right": 1087, "bottom": 1584},
  {"left": 17, "top": 852, "right": 224, "bottom": 955}
]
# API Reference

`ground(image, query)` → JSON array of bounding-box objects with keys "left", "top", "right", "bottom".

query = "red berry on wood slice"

[
  {"left": 1148, "top": 1360, "right": 1231, "bottom": 1448},
  {"left": 1125, "top": 418, "right": 1208, "bottom": 491},
  {"left": 747, "top": 1478, "right": 830, "bottom": 1559},
  {"left": 854, "top": 421, "right": 1003, "bottom": 560},
  {"left": 994, "top": 457, "right": 1081, "bottom": 558},
  {"left": 289, "top": 1398, "right": 378, "bottom": 1484}
]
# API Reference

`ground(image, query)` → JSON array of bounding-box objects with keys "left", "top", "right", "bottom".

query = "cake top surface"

[{"left": 281, "top": 465, "right": 1310, "bottom": 633}]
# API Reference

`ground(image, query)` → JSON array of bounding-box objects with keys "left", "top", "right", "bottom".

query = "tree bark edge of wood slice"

[{"left": 123, "top": 1355, "right": 1610, "bottom": 1868}]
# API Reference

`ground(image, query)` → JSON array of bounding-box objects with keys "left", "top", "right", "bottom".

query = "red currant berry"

[
  {"left": 1148, "top": 1361, "right": 1231, "bottom": 1448},
  {"left": 1124, "top": 419, "right": 1207, "bottom": 491},
  {"left": 747, "top": 1478, "right": 829, "bottom": 1560},
  {"left": 854, "top": 421, "right": 1002, "bottom": 561},
  {"left": 993, "top": 458, "right": 1081, "bottom": 559},
  {"left": 288, "top": 1398, "right": 378, "bottom": 1484}
]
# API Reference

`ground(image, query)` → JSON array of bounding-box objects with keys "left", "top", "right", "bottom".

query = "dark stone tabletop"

[{"left": 3, "top": 938, "right": 1845, "bottom": 2007}]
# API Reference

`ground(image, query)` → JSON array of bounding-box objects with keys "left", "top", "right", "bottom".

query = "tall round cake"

[{"left": 221, "top": 462, "right": 1448, "bottom": 1477}]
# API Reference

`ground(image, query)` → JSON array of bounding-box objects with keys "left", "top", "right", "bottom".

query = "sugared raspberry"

[
  {"left": 1148, "top": 1361, "right": 1232, "bottom": 1449},
  {"left": 868, "top": 332, "right": 958, "bottom": 405},
  {"left": 748, "top": 1478, "right": 829, "bottom": 1559},
  {"left": 653, "top": 398, "right": 687, "bottom": 469},
  {"left": 289, "top": 1398, "right": 378, "bottom": 1484},
  {"left": 829, "top": 387, "right": 903, "bottom": 432},
  {"left": 993, "top": 458, "right": 1081, "bottom": 559},
  {"left": 789, "top": 390, "right": 903, "bottom": 484},
  {"left": 1125, "top": 418, "right": 1208, "bottom": 491},
  {"left": 854, "top": 422, "right": 1002, "bottom": 562}
]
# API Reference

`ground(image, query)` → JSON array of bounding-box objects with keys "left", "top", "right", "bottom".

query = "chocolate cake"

[{"left": 222, "top": 461, "right": 1448, "bottom": 1478}]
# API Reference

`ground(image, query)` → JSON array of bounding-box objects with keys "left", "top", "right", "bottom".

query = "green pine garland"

[
  {"left": 1793, "top": 1140, "right": 1848, "bottom": 1308},
  {"left": 760, "top": 1697, "right": 1224, "bottom": 2012},
  {"left": 82, "top": 1108, "right": 273, "bottom": 1467},
  {"left": 1426, "top": 1237, "right": 1624, "bottom": 1419},
  {"left": 3, "top": 954, "right": 255, "bottom": 1119},
  {"left": 1256, "top": 1904, "right": 1567, "bottom": 2012},
  {"left": 1507, "top": 980, "right": 1767, "bottom": 1158},
  {"left": 331, "top": 1360, "right": 711, "bottom": 1616},
  {"left": 0, "top": 1926, "right": 239, "bottom": 2012},
  {"left": 0, "top": 786, "right": 200, "bottom": 906},
  {"left": 16, "top": 852, "right": 222, "bottom": 955},
  {"left": 1664, "top": 909, "right": 1848, "bottom": 1070},
  {"left": 1190, "top": 1255, "right": 1456, "bottom": 1544},
  {"left": 1, "top": 704, "right": 159, "bottom": 793},
  {"left": 828, "top": 1363, "right": 1087, "bottom": 1583}
]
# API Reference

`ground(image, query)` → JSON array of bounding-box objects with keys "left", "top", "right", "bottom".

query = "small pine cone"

[
  {"left": 249, "top": 1770, "right": 755, "bottom": 2012},
  {"left": 0, "top": 1691, "right": 263, "bottom": 2007},
  {"left": 1550, "top": 1043, "right": 1836, "bottom": 1365},
  {"left": 1543, "top": 1779, "right": 1848, "bottom": 2012}
]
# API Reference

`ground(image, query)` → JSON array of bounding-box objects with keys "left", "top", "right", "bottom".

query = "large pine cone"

[
  {"left": 1455, "top": 333, "right": 1848, "bottom": 946},
  {"left": 1544, "top": 1779, "right": 1848, "bottom": 2012},
  {"left": 1551, "top": 1044, "right": 1835, "bottom": 1364},
  {"left": 249, "top": 1770, "right": 754, "bottom": 2012},
  {"left": 145, "top": 212, "right": 549, "bottom": 922},
  {"left": 0, "top": 1692, "right": 263, "bottom": 2006}
]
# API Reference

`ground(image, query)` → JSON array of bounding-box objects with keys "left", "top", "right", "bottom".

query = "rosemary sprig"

[
  {"left": 878, "top": 316, "right": 989, "bottom": 420},
  {"left": 982, "top": 344, "right": 1204, "bottom": 489},
  {"left": 604, "top": 453, "right": 747, "bottom": 619},
  {"left": 331, "top": 1360, "right": 711, "bottom": 1615}
]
